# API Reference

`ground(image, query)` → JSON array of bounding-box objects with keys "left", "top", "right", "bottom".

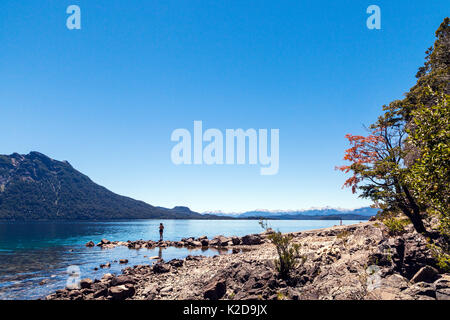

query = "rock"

[
  {"left": 109, "top": 284, "right": 135, "bottom": 300},
  {"left": 201, "top": 239, "right": 209, "bottom": 247},
  {"left": 384, "top": 274, "right": 409, "bottom": 290},
  {"left": 39, "top": 279, "right": 49, "bottom": 285},
  {"left": 213, "top": 236, "right": 231, "bottom": 246},
  {"left": 97, "top": 239, "right": 111, "bottom": 246},
  {"left": 153, "top": 263, "right": 171, "bottom": 274},
  {"left": 434, "top": 274, "right": 450, "bottom": 300},
  {"left": 91, "top": 283, "right": 108, "bottom": 298},
  {"left": 231, "top": 237, "right": 241, "bottom": 245},
  {"left": 204, "top": 278, "right": 227, "bottom": 300},
  {"left": 100, "top": 262, "right": 111, "bottom": 268},
  {"left": 93, "top": 287, "right": 108, "bottom": 298},
  {"left": 241, "top": 234, "right": 262, "bottom": 245},
  {"left": 110, "top": 275, "right": 135, "bottom": 286},
  {"left": 191, "top": 241, "right": 202, "bottom": 247},
  {"left": 410, "top": 266, "right": 439, "bottom": 283},
  {"left": 102, "top": 273, "right": 114, "bottom": 281},
  {"left": 142, "top": 284, "right": 158, "bottom": 299},
  {"left": 401, "top": 233, "right": 435, "bottom": 278},
  {"left": 80, "top": 278, "right": 93, "bottom": 289},
  {"left": 160, "top": 286, "right": 173, "bottom": 294},
  {"left": 402, "top": 282, "right": 436, "bottom": 299},
  {"left": 169, "top": 259, "right": 184, "bottom": 268},
  {"left": 68, "top": 290, "right": 82, "bottom": 299},
  {"left": 85, "top": 241, "right": 95, "bottom": 247},
  {"left": 197, "top": 236, "right": 208, "bottom": 241},
  {"left": 369, "top": 216, "right": 377, "bottom": 221},
  {"left": 148, "top": 256, "right": 160, "bottom": 260},
  {"left": 119, "top": 259, "right": 129, "bottom": 264}
]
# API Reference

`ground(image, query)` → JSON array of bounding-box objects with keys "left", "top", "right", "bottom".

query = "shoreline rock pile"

[
  {"left": 86, "top": 233, "right": 266, "bottom": 250},
  {"left": 46, "top": 222, "right": 450, "bottom": 300}
]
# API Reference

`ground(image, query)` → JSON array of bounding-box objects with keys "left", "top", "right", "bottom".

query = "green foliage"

[
  {"left": 259, "top": 219, "right": 306, "bottom": 279},
  {"left": 430, "top": 244, "right": 450, "bottom": 272},
  {"left": 383, "top": 217, "right": 410, "bottom": 235},
  {"left": 338, "top": 18, "right": 449, "bottom": 236},
  {"left": 336, "top": 230, "right": 350, "bottom": 239},
  {"left": 406, "top": 94, "right": 450, "bottom": 238}
]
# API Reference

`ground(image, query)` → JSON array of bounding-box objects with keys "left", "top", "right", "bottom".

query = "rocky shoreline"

[{"left": 46, "top": 221, "right": 450, "bottom": 300}]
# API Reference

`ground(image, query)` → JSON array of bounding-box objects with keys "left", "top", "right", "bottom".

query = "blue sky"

[{"left": 1, "top": 1, "right": 449, "bottom": 212}]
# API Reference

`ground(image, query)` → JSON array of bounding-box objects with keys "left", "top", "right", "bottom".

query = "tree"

[
  {"left": 336, "top": 116, "right": 427, "bottom": 234},
  {"left": 337, "top": 18, "right": 449, "bottom": 236},
  {"left": 406, "top": 93, "right": 450, "bottom": 238}
]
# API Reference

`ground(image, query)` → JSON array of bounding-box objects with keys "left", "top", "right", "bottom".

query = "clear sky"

[{"left": 1, "top": 1, "right": 449, "bottom": 212}]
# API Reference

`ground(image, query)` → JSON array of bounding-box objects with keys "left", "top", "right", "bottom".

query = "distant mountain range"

[
  {"left": 203, "top": 207, "right": 377, "bottom": 220},
  {"left": 0, "top": 152, "right": 376, "bottom": 221},
  {"left": 0, "top": 152, "right": 214, "bottom": 220}
]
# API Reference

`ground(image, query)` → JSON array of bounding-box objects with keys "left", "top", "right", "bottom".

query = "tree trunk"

[
  {"left": 402, "top": 184, "right": 428, "bottom": 234},
  {"left": 397, "top": 203, "right": 426, "bottom": 234}
]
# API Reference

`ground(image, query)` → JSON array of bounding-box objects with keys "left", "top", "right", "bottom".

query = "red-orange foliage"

[{"left": 336, "top": 133, "right": 384, "bottom": 193}]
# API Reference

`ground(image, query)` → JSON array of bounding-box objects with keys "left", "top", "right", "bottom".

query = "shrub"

[
  {"left": 259, "top": 219, "right": 306, "bottom": 279},
  {"left": 383, "top": 217, "right": 410, "bottom": 235}
]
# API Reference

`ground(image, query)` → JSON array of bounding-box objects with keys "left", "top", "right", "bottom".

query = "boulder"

[
  {"left": 98, "top": 239, "right": 111, "bottom": 246},
  {"left": 102, "top": 273, "right": 114, "bottom": 281},
  {"left": 85, "top": 241, "right": 95, "bottom": 247},
  {"left": 169, "top": 259, "right": 184, "bottom": 268},
  {"left": 241, "top": 234, "right": 263, "bottom": 245},
  {"left": 119, "top": 259, "right": 129, "bottom": 264},
  {"left": 209, "top": 239, "right": 220, "bottom": 246},
  {"left": 143, "top": 284, "right": 159, "bottom": 299},
  {"left": 215, "top": 236, "right": 231, "bottom": 246},
  {"left": 80, "top": 278, "right": 93, "bottom": 289},
  {"left": 231, "top": 237, "right": 241, "bottom": 245},
  {"left": 402, "top": 282, "right": 436, "bottom": 299},
  {"left": 153, "top": 263, "right": 171, "bottom": 274},
  {"left": 410, "top": 266, "right": 439, "bottom": 283},
  {"left": 110, "top": 275, "right": 135, "bottom": 286},
  {"left": 204, "top": 278, "right": 227, "bottom": 300},
  {"left": 201, "top": 239, "right": 210, "bottom": 247},
  {"left": 93, "top": 287, "right": 108, "bottom": 298},
  {"left": 434, "top": 274, "right": 450, "bottom": 300},
  {"left": 39, "top": 279, "right": 49, "bottom": 285},
  {"left": 109, "top": 284, "right": 135, "bottom": 300}
]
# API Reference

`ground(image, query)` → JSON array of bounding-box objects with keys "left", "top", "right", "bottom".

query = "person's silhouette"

[{"left": 159, "top": 223, "right": 164, "bottom": 242}]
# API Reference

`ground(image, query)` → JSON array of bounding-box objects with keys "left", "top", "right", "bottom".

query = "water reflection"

[{"left": 0, "top": 243, "right": 231, "bottom": 300}]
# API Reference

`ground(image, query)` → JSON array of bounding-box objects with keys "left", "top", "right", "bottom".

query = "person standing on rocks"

[{"left": 159, "top": 223, "right": 164, "bottom": 242}]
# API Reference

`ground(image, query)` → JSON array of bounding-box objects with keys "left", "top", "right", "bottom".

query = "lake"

[{"left": 0, "top": 219, "right": 364, "bottom": 300}]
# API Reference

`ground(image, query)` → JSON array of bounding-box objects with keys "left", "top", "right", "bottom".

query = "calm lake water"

[{"left": 0, "top": 219, "right": 364, "bottom": 300}]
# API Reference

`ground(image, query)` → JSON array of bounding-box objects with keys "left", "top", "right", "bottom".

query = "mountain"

[
  {"left": 205, "top": 207, "right": 377, "bottom": 220},
  {"left": 0, "top": 152, "right": 209, "bottom": 220}
]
